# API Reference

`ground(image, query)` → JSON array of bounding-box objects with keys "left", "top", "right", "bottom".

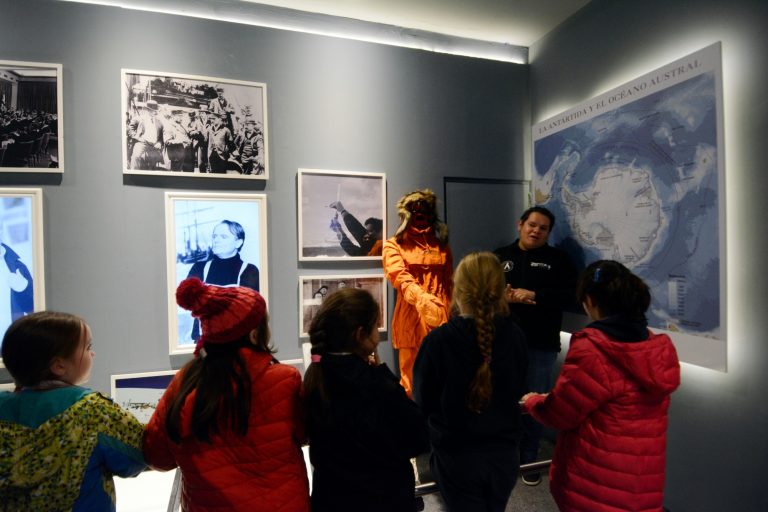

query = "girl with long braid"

[{"left": 413, "top": 252, "right": 528, "bottom": 511}]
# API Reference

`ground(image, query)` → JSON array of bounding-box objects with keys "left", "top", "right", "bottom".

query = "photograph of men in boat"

[
  {"left": 167, "top": 193, "right": 268, "bottom": 351},
  {"left": 122, "top": 69, "right": 268, "bottom": 179}
]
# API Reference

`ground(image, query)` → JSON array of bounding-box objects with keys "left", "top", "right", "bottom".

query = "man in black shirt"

[{"left": 493, "top": 206, "right": 577, "bottom": 486}]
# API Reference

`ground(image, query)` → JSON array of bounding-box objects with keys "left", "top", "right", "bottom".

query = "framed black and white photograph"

[
  {"left": 0, "top": 188, "right": 45, "bottom": 366},
  {"left": 298, "top": 274, "right": 387, "bottom": 337},
  {"left": 298, "top": 169, "right": 386, "bottom": 261},
  {"left": 165, "top": 192, "right": 268, "bottom": 354},
  {"left": 122, "top": 69, "right": 268, "bottom": 179},
  {"left": 0, "top": 60, "right": 63, "bottom": 172}
]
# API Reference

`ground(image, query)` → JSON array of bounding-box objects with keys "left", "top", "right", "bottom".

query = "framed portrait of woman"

[
  {"left": 0, "top": 188, "right": 45, "bottom": 366},
  {"left": 165, "top": 191, "right": 268, "bottom": 354}
]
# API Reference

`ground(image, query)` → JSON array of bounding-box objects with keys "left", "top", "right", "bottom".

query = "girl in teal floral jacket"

[{"left": 0, "top": 311, "right": 146, "bottom": 511}]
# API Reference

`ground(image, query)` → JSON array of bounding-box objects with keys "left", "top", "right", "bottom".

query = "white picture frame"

[
  {"left": 122, "top": 69, "right": 268, "bottom": 179},
  {"left": 0, "top": 188, "right": 45, "bottom": 367},
  {"left": 298, "top": 274, "right": 387, "bottom": 337},
  {"left": 110, "top": 369, "right": 178, "bottom": 424},
  {"left": 297, "top": 169, "right": 386, "bottom": 261},
  {"left": 0, "top": 60, "right": 63, "bottom": 173},
  {"left": 165, "top": 192, "right": 268, "bottom": 355}
]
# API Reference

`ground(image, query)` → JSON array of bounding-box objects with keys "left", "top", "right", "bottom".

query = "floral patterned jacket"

[{"left": 0, "top": 386, "right": 146, "bottom": 511}]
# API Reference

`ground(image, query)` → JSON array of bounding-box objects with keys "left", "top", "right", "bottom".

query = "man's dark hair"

[
  {"left": 520, "top": 206, "right": 555, "bottom": 229},
  {"left": 364, "top": 217, "right": 383, "bottom": 233}
]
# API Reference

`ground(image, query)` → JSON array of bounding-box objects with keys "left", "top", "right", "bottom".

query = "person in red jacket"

[
  {"left": 522, "top": 260, "right": 680, "bottom": 512},
  {"left": 144, "top": 278, "right": 309, "bottom": 512}
]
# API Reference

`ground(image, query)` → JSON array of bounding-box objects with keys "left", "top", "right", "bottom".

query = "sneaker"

[{"left": 521, "top": 471, "right": 541, "bottom": 486}]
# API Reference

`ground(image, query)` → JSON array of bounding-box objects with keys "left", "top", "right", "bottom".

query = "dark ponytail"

[{"left": 303, "top": 288, "right": 379, "bottom": 409}]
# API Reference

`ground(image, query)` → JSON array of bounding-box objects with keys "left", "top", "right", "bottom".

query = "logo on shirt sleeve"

[{"left": 501, "top": 260, "right": 514, "bottom": 272}]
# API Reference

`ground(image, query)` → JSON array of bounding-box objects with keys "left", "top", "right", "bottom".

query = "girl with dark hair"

[
  {"left": 144, "top": 278, "right": 309, "bottom": 512},
  {"left": 522, "top": 260, "right": 681, "bottom": 512},
  {"left": 413, "top": 252, "right": 528, "bottom": 511},
  {"left": 303, "top": 288, "right": 428, "bottom": 512},
  {"left": 0, "top": 311, "right": 145, "bottom": 511}
]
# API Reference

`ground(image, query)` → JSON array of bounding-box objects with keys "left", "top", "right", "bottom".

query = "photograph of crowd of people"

[
  {"left": 298, "top": 169, "right": 386, "bottom": 261},
  {"left": 165, "top": 192, "right": 268, "bottom": 353},
  {"left": 0, "top": 189, "right": 44, "bottom": 361},
  {"left": 0, "top": 61, "right": 62, "bottom": 172},
  {"left": 122, "top": 70, "right": 268, "bottom": 179},
  {"left": 299, "top": 275, "right": 386, "bottom": 336}
]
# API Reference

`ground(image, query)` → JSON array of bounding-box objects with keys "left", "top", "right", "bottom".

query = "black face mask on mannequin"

[{"left": 407, "top": 200, "right": 434, "bottom": 229}]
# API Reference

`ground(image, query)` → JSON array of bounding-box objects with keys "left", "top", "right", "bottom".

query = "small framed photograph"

[
  {"left": 0, "top": 188, "right": 45, "bottom": 367},
  {"left": 0, "top": 60, "right": 63, "bottom": 173},
  {"left": 110, "top": 370, "right": 178, "bottom": 424},
  {"left": 165, "top": 192, "right": 268, "bottom": 354},
  {"left": 122, "top": 69, "right": 268, "bottom": 179},
  {"left": 298, "top": 169, "right": 386, "bottom": 261},
  {"left": 298, "top": 274, "right": 387, "bottom": 337}
]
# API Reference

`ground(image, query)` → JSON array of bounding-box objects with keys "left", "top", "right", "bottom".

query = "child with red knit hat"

[{"left": 143, "top": 278, "right": 310, "bottom": 512}]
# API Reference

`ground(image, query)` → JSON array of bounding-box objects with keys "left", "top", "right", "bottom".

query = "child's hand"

[{"left": 367, "top": 349, "right": 381, "bottom": 366}]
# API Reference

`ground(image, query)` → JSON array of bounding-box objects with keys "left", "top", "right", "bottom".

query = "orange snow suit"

[{"left": 383, "top": 225, "right": 452, "bottom": 395}]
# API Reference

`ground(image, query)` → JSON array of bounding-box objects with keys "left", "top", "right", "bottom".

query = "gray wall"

[
  {"left": 530, "top": 0, "right": 768, "bottom": 510},
  {"left": 0, "top": 0, "right": 528, "bottom": 388}
]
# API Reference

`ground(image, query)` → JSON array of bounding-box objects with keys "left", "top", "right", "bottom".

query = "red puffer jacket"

[
  {"left": 144, "top": 350, "right": 310, "bottom": 512},
  {"left": 524, "top": 327, "right": 680, "bottom": 512}
]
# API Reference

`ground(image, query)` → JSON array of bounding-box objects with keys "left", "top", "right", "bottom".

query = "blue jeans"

[{"left": 520, "top": 349, "right": 558, "bottom": 464}]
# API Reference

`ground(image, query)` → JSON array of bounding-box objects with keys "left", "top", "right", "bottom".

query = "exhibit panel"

[
  {"left": 110, "top": 369, "right": 178, "bottom": 424},
  {"left": 164, "top": 191, "right": 269, "bottom": 355},
  {"left": 532, "top": 43, "right": 726, "bottom": 371}
]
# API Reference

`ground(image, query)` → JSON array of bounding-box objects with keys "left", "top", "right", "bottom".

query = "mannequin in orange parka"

[{"left": 383, "top": 189, "right": 452, "bottom": 397}]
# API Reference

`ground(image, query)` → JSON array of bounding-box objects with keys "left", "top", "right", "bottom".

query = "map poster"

[{"left": 532, "top": 43, "right": 726, "bottom": 371}]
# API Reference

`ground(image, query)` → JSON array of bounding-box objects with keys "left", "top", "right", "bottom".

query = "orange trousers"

[{"left": 397, "top": 347, "right": 418, "bottom": 398}]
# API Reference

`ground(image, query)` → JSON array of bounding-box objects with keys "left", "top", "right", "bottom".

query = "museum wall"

[
  {"left": 529, "top": 0, "right": 768, "bottom": 510},
  {"left": 0, "top": 0, "right": 529, "bottom": 388}
]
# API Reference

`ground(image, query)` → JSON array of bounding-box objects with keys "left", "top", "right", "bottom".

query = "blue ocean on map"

[{"left": 534, "top": 72, "right": 720, "bottom": 338}]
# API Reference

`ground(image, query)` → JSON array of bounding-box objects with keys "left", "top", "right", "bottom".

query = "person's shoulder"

[
  {"left": 493, "top": 242, "right": 519, "bottom": 256},
  {"left": 262, "top": 357, "right": 302, "bottom": 384},
  {"left": 422, "top": 316, "right": 462, "bottom": 347}
]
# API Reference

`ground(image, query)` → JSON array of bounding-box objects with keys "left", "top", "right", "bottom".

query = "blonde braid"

[{"left": 454, "top": 252, "right": 509, "bottom": 414}]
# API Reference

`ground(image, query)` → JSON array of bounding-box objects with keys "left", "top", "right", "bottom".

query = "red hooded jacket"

[
  {"left": 524, "top": 327, "right": 680, "bottom": 512},
  {"left": 144, "top": 350, "right": 310, "bottom": 512}
]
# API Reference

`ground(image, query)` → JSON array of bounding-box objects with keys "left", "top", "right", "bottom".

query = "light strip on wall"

[{"left": 59, "top": 0, "right": 528, "bottom": 64}]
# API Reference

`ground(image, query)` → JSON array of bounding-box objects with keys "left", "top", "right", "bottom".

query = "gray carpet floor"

[{"left": 420, "top": 439, "right": 557, "bottom": 512}]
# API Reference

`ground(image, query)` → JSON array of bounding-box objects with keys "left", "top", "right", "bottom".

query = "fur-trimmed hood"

[{"left": 393, "top": 189, "right": 449, "bottom": 245}]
